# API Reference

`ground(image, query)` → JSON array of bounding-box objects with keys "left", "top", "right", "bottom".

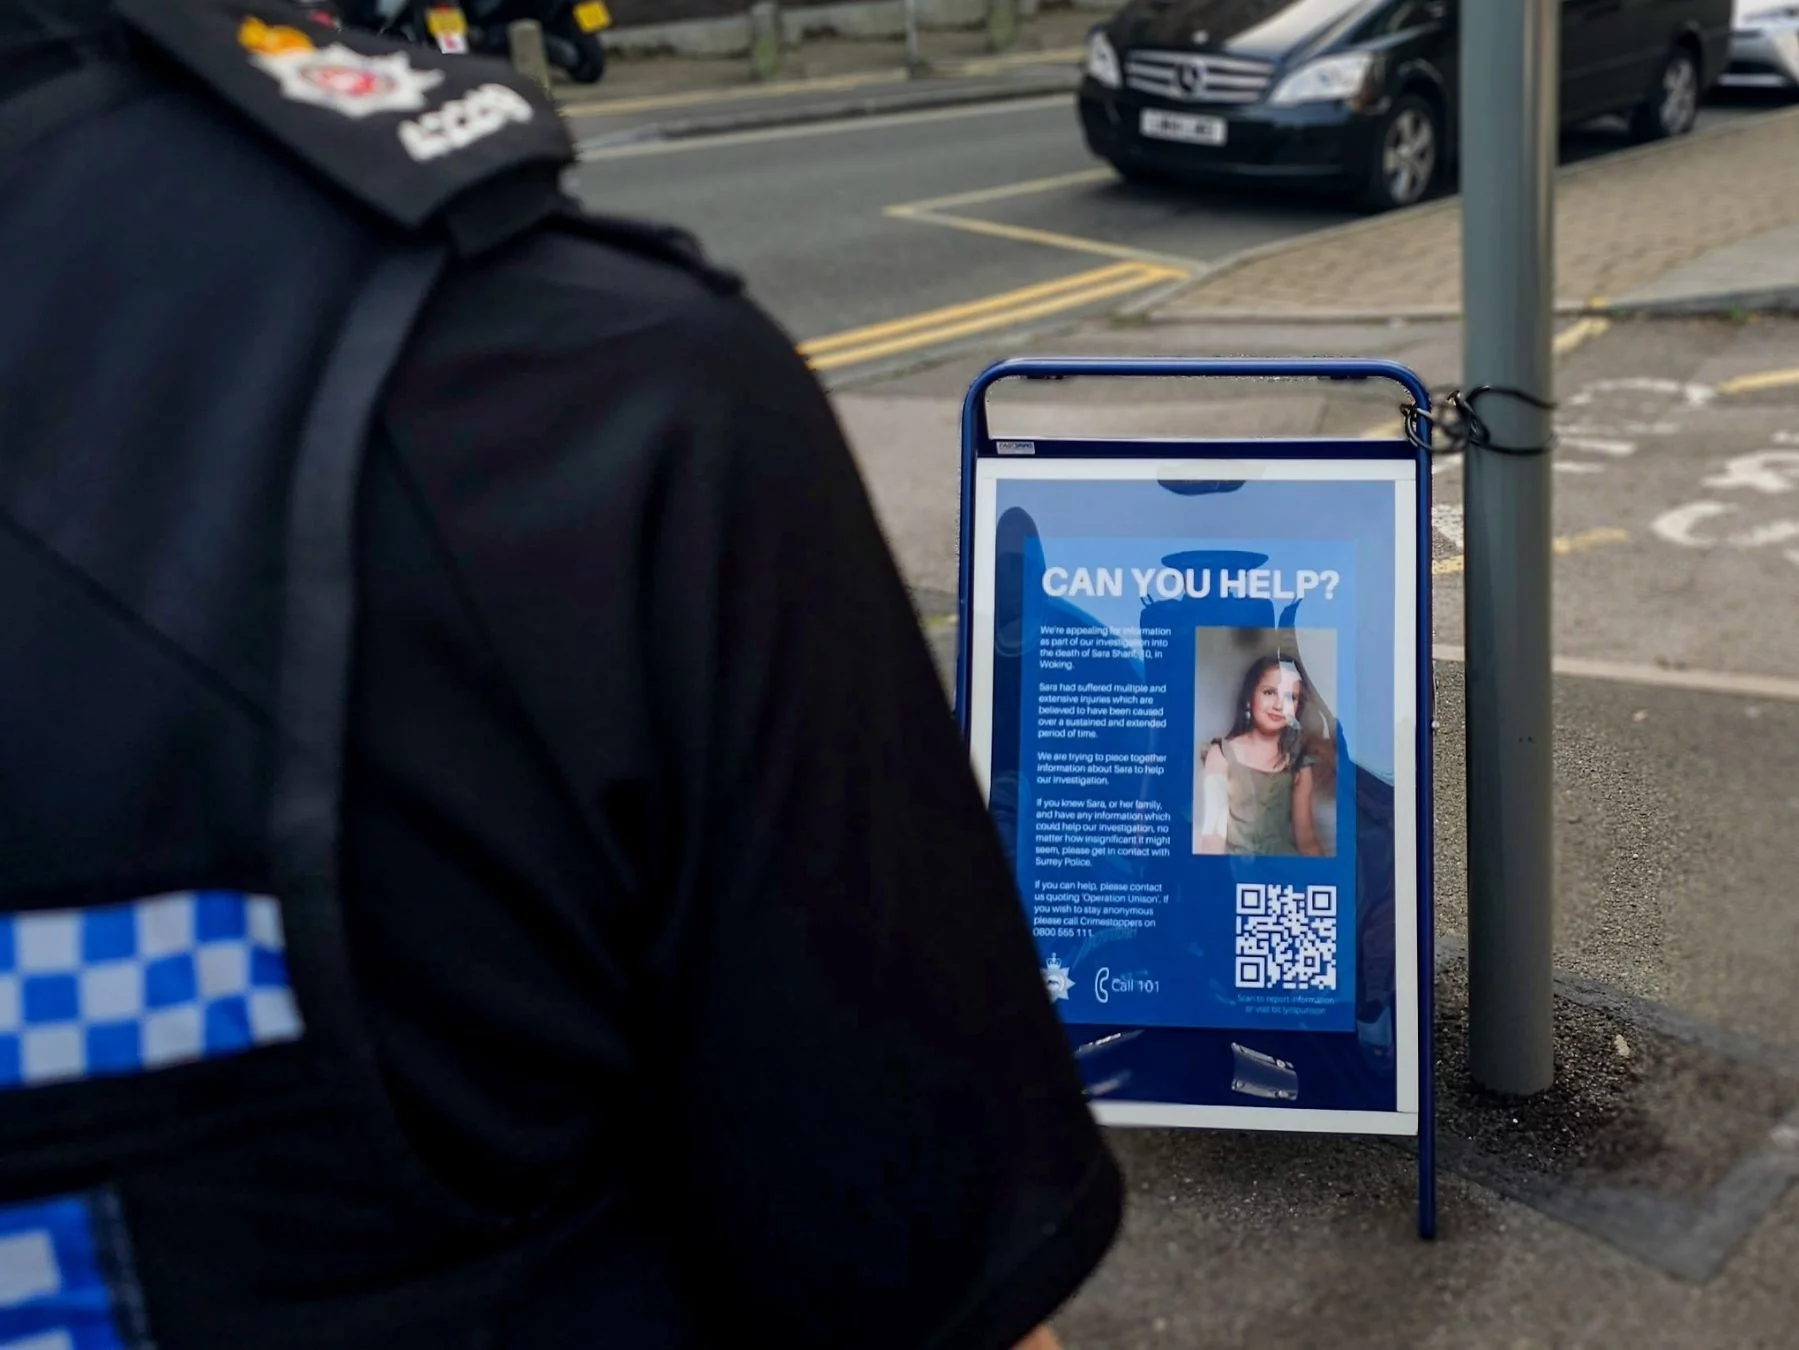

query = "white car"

[{"left": 1723, "top": 0, "right": 1799, "bottom": 89}]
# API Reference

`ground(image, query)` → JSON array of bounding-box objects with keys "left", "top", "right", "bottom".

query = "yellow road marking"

[
  {"left": 949, "top": 45, "right": 1085, "bottom": 75},
  {"left": 575, "top": 93, "right": 1065, "bottom": 159},
  {"left": 887, "top": 208, "right": 1204, "bottom": 268},
  {"left": 1718, "top": 365, "right": 1799, "bottom": 397},
  {"left": 560, "top": 69, "right": 901, "bottom": 118},
  {"left": 885, "top": 168, "right": 1116, "bottom": 214},
  {"left": 883, "top": 168, "right": 1206, "bottom": 271},
  {"left": 560, "top": 46, "right": 1082, "bottom": 119},
  {"left": 1553, "top": 314, "right": 1611, "bottom": 353},
  {"left": 1359, "top": 311, "right": 1614, "bottom": 440},
  {"left": 801, "top": 262, "right": 1148, "bottom": 356},
  {"left": 1552, "top": 525, "right": 1632, "bottom": 556},
  {"left": 1431, "top": 526, "right": 1630, "bottom": 576},
  {"left": 800, "top": 262, "right": 1185, "bottom": 371},
  {"left": 581, "top": 116, "right": 1185, "bottom": 368}
]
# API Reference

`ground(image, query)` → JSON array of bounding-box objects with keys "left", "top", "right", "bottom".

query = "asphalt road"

[
  {"left": 556, "top": 64, "right": 1081, "bottom": 143},
  {"left": 562, "top": 93, "right": 1778, "bottom": 378}
]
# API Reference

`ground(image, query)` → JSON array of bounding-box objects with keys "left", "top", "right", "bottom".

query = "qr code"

[{"left": 1234, "top": 883, "right": 1338, "bottom": 991}]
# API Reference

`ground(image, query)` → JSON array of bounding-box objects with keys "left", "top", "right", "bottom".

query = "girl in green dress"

[{"left": 1194, "top": 653, "right": 1326, "bottom": 858}]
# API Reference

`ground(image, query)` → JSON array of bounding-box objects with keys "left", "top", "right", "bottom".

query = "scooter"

[
  {"left": 464, "top": 0, "right": 610, "bottom": 84},
  {"left": 337, "top": 0, "right": 609, "bottom": 84},
  {"left": 335, "top": 0, "right": 472, "bottom": 54},
  {"left": 284, "top": 0, "right": 348, "bottom": 29}
]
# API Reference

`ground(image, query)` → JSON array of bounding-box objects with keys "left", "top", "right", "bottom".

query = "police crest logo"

[
  {"left": 1042, "top": 955, "right": 1074, "bottom": 1002},
  {"left": 237, "top": 16, "right": 445, "bottom": 118}
]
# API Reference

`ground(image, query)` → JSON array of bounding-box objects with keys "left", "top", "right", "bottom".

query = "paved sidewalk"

[
  {"left": 1153, "top": 105, "right": 1799, "bottom": 320},
  {"left": 838, "top": 312, "right": 1799, "bottom": 1348}
]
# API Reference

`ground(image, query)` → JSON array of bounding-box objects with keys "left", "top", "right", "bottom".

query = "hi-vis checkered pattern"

[{"left": 0, "top": 891, "right": 304, "bottom": 1090}]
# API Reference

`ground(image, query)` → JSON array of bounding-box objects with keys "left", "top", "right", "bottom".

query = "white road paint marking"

[
  {"left": 1703, "top": 450, "right": 1799, "bottom": 494},
  {"left": 1651, "top": 433, "right": 1799, "bottom": 565},
  {"left": 1559, "top": 436, "right": 1637, "bottom": 458},
  {"left": 1430, "top": 504, "right": 1464, "bottom": 551},
  {"left": 1563, "top": 378, "right": 1717, "bottom": 410},
  {"left": 1652, "top": 499, "right": 1799, "bottom": 557},
  {"left": 1561, "top": 421, "right": 1679, "bottom": 437},
  {"left": 1731, "top": 518, "right": 1799, "bottom": 547},
  {"left": 1432, "top": 645, "right": 1799, "bottom": 704},
  {"left": 1652, "top": 501, "right": 1732, "bottom": 546},
  {"left": 1434, "top": 373, "right": 1799, "bottom": 570}
]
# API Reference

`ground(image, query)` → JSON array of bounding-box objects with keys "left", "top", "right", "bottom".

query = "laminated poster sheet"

[{"left": 963, "top": 451, "right": 1425, "bottom": 1134}]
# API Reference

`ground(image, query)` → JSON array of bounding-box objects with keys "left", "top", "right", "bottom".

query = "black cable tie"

[{"left": 1400, "top": 384, "right": 1557, "bottom": 457}]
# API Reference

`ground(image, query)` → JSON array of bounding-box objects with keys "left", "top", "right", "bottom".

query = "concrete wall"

[
  {"left": 607, "top": 0, "right": 830, "bottom": 21},
  {"left": 606, "top": 0, "right": 1053, "bottom": 58}
]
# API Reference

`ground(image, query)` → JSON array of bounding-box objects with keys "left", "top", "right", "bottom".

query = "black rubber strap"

[
  {"left": 270, "top": 244, "right": 447, "bottom": 1071},
  {"left": 266, "top": 240, "right": 536, "bottom": 1243},
  {"left": 0, "top": 175, "right": 445, "bottom": 1191},
  {"left": 1402, "top": 384, "right": 1558, "bottom": 456}
]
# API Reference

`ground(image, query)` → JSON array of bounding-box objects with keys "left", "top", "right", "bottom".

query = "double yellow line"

[
  {"left": 1430, "top": 526, "right": 1631, "bottom": 576},
  {"left": 558, "top": 46, "right": 1084, "bottom": 119},
  {"left": 1719, "top": 365, "right": 1799, "bottom": 397},
  {"left": 799, "top": 260, "right": 1186, "bottom": 372}
]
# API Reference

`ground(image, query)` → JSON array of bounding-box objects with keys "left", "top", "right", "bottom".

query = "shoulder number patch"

[
  {"left": 115, "top": 0, "right": 576, "bottom": 234},
  {"left": 400, "top": 84, "right": 535, "bottom": 163},
  {"left": 239, "top": 16, "right": 445, "bottom": 118}
]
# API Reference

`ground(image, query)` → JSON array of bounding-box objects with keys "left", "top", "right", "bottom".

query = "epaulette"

[
  {"left": 114, "top": 0, "right": 573, "bottom": 256},
  {"left": 546, "top": 199, "right": 746, "bottom": 297}
]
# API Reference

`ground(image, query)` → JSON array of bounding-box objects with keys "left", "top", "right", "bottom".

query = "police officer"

[{"left": 0, "top": 2, "right": 1122, "bottom": 1347}]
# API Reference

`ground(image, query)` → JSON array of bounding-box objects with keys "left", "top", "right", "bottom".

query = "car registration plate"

[
  {"left": 425, "top": 4, "right": 468, "bottom": 50},
  {"left": 1139, "top": 109, "right": 1226, "bottom": 146},
  {"left": 573, "top": 0, "right": 612, "bottom": 31}
]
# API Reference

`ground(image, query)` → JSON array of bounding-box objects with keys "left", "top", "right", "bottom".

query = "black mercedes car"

[{"left": 1078, "top": 0, "right": 1733, "bottom": 211}]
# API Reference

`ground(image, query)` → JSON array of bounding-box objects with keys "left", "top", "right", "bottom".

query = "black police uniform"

[{"left": 0, "top": 2, "right": 1123, "bottom": 1347}]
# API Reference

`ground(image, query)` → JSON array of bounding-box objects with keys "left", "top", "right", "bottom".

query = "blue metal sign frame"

[{"left": 955, "top": 356, "right": 1436, "bottom": 1240}]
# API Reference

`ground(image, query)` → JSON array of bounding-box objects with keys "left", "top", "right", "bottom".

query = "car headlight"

[
  {"left": 1268, "top": 52, "right": 1380, "bottom": 106},
  {"left": 1085, "top": 31, "right": 1122, "bottom": 89}
]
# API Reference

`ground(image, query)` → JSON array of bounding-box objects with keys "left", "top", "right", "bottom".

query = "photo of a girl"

[{"left": 1193, "top": 635, "right": 1337, "bottom": 858}]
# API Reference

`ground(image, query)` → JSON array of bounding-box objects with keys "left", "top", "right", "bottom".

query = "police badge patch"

[
  {"left": 115, "top": 0, "right": 575, "bottom": 236},
  {"left": 238, "top": 17, "right": 445, "bottom": 118},
  {"left": 1043, "top": 955, "right": 1074, "bottom": 1002}
]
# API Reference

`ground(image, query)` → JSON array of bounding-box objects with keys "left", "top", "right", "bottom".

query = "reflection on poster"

[{"left": 989, "top": 474, "right": 1401, "bottom": 1036}]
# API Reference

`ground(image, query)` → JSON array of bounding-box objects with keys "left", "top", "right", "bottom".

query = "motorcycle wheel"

[{"left": 551, "top": 13, "right": 606, "bottom": 83}]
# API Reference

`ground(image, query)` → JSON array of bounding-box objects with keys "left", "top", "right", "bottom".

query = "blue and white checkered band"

[
  {"left": 0, "top": 892, "right": 305, "bottom": 1090},
  {"left": 0, "top": 1191, "right": 146, "bottom": 1350}
]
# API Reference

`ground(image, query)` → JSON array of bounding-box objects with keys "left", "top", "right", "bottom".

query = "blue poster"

[
  {"left": 961, "top": 358, "right": 1432, "bottom": 1233},
  {"left": 983, "top": 473, "right": 1402, "bottom": 1041}
]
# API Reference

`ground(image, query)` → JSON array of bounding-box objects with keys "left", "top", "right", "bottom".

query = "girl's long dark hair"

[{"left": 1229, "top": 653, "right": 1309, "bottom": 771}]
